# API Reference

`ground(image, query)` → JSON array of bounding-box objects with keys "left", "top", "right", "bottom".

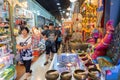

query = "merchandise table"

[{"left": 48, "top": 53, "right": 105, "bottom": 80}]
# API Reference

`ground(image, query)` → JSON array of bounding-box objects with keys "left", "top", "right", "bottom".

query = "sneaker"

[
  {"left": 44, "top": 61, "right": 48, "bottom": 65},
  {"left": 29, "top": 70, "right": 32, "bottom": 74},
  {"left": 50, "top": 58, "right": 53, "bottom": 61}
]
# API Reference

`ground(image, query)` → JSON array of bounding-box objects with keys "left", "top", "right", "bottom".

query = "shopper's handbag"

[{"left": 20, "top": 37, "right": 33, "bottom": 60}]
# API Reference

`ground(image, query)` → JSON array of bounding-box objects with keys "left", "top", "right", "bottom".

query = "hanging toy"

[{"left": 92, "top": 20, "right": 114, "bottom": 59}]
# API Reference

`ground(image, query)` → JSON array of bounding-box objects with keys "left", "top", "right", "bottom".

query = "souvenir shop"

[{"left": 45, "top": 0, "right": 120, "bottom": 80}]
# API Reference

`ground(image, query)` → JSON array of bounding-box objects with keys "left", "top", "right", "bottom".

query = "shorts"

[{"left": 45, "top": 40, "right": 56, "bottom": 54}]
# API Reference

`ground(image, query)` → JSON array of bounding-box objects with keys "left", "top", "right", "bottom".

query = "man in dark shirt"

[
  {"left": 55, "top": 27, "right": 62, "bottom": 52},
  {"left": 42, "top": 23, "right": 57, "bottom": 65}
]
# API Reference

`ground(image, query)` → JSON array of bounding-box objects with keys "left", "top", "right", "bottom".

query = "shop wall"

[
  {"left": 104, "top": 0, "right": 110, "bottom": 27},
  {"left": 104, "top": 0, "right": 120, "bottom": 27},
  {"left": 27, "top": 0, "right": 56, "bottom": 27},
  {"left": 27, "top": 0, "right": 54, "bottom": 20},
  {"left": 37, "top": 16, "right": 45, "bottom": 28},
  {"left": 110, "top": 0, "right": 120, "bottom": 27}
]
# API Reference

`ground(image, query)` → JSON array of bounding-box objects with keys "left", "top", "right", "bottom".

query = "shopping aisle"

[{"left": 20, "top": 54, "right": 50, "bottom": 80}]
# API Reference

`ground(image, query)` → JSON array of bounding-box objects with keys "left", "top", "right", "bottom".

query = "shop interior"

[{"left": 0, "top": 0, "right": 120, "bottom": 80}]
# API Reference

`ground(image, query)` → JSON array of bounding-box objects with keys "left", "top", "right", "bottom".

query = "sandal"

[
  {"left": 44, "top": 61, "right": 48, "bottom": 65},
  {"left": 30, "top": 70, "right": 32, "bottom": 74}
]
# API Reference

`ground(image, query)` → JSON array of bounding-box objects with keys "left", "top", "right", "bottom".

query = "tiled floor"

[
  {"left": 20, "top": 54, "right": 50, "bottom": 80},
  {"left": 16, "top": 56, "right": 39, "bottom": 80}
]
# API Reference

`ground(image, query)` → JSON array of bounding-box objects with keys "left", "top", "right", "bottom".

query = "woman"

[{"left": 16, "top": 27, "right": 33, "bottom": 79}]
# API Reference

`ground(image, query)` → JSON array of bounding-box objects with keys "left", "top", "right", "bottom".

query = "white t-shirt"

[
  {"left": 16, "top": 35, "right": 33, "bottom": 60},
  {"left": 16, "top": 35, "right": 31, "bottom": 45}
]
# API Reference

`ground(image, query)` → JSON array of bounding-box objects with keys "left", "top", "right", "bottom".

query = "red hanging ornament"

[{"left": 76, "top": 18, "right": 79, "bottom": 21}]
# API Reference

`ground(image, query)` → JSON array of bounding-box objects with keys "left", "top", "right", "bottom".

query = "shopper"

[
  {"left": 16, "top": 27, "right": 33, "bottom": 79},
  {"left": 55, "top": 26, "right": 62, "bottom": 52},
  {"left": 41, "top": 25, "right": 49, "bottom": 38},
  {"left": 18, "top": 21, "right": 27, "bottom": 34},
  {"left": 42, "top": 23, "right": 57, "bottom": 65}
]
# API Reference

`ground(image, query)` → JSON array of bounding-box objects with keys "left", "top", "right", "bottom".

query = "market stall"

[{"left": 45, "top": 53, "right": 105, "bottom": 80}]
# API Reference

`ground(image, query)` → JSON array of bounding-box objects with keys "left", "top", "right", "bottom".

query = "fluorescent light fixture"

[
  {"left": 59, "top": 10, "right": 62, "bottom": 12},
  {"left": 58, "top": 7, "right": 61, "bottom": 9},
  {"left": 57, "top": 3, "right": 60, "bottom": 5},
  {"left": 68, "top": 17, "right": 72, "bottom": 20},
  {"left": 61, "top": 18, "right": 64, "bottom": 20},
  {"left": 67, "top": 7, "right": 71, "bottom": 10},
  {"left": 70, "top": 0, "right": 77, "bottom": 2},
  {"left": 63, "top": 11, "right": 65, "bottom": 13},
  {"left": 66, "top": 12, "right": 69, "bottom": 16}
]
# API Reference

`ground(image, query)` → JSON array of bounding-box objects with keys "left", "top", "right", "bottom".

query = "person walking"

[
  {"left": 55, "top": 26, "right": 62, "bottom": 52},
  {"left": 16, "top": 27, "right": 33, "bottom": 79},
  {"left": 42, "top": 23, "right": 57, "bottom": 65}
]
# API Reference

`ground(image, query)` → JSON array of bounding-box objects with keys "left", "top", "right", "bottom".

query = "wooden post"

[{"left": 7, "top": 0, "right": 17, "bottom": 64}]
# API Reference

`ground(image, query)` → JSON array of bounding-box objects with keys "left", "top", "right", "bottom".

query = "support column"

[{"left": 8, "top": 1, "right": 17, "bottom": 63}]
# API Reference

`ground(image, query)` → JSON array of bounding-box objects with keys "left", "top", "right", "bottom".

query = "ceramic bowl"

[
  {"left": 60, "top": 71, "right": 72, "bottom": 80},
  {"left": 88, "top": 68, "right": 101, "bottom": 80},
  {"left": 45, "top": 70, "right": 59, "bottom": 80},
  {"left": 85, "top": 62, "right": 96, "bottom": 69},
  {"left": 73, "top": 69, "right": 88, "bottom": 80},
  {"left": 79, "top": 54, "right": 87, "bottom": 59}
]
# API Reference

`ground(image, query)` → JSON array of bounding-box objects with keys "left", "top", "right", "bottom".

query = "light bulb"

[{"left": 70, "top": 0, "right": 77, "bottom": 2}]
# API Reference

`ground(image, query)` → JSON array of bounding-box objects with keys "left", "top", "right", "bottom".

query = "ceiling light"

[
  {"left": 57, "top": 3, "right": 60, "bottom": 5},
  {"left": 63, "top": 11, "right": 65, "bottom": 13},
  {"left": 66, "top": 12, "right": 69, "bottom": 16},
  {"left": 59, "top": 10, "right": 62, "bottom": 12},
  {"left": 58, "top": 7, "right": 61, "bottom": 9},
  {"left": 67, "top": 7, "right": 71, "bottom": 10},
  {"left": 70, "top": 0, "right": 77, "bottom": 2},
  {"left": 68, "top": 17, "right": 72, "bottom": 20},
  {"left": 61, "top": 18, "right": 64, "bottom": 20}
]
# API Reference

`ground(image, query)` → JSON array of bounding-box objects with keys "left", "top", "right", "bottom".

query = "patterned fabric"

[
  {"left": 20, "top": 49, "right": 33, "bottom": 60},
  {"left": 17, "top": 36, "right": 33, "bottom": 61}
]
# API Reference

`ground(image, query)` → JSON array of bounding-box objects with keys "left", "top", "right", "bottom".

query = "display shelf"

[
  {"left": 0, "top": 65, "right": 10, "bottom": 75},
  {"left": 0, "top": 65, "right": 15, "bottom": 80},
  {"left": 0, "top": 51, "right": 12, "bottom": 58},
  {"left": 15, "top": 17, "right": 32, "bottom": 20},
  {"left": 0, "top": 1, "right": 16, "bottom": 80},
  {"left": 0, "top": 26, "right": 9, "bottom": 28},
  {"left": 9, "top": 70, "right": 17, "bottom": 80},
  {"left": 0, "top": 39, "right": 11, "bottom": 44},
  {"left": 0, "top": 33, "right": 8, "bottom": 35}
]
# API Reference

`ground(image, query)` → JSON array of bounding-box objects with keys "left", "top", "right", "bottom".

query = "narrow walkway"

[
  {"left": 16, "top": 56, "right": 39, "bottom": 80},
  {"left": 20, "top": 54, "right": 50, "bottom": 80}
]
